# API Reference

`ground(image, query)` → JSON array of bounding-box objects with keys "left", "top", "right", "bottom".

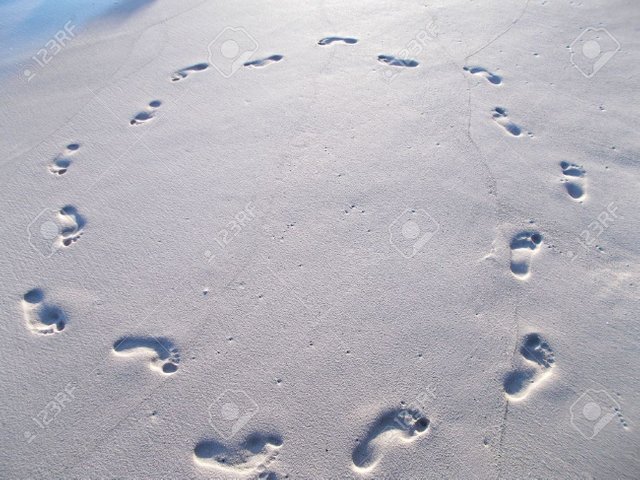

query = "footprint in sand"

[
  {"left": 509, "top": 231, "right": 542, "bottom": 280},
  {"left": 352, "top": 407, "right": 430, "bottom": 473},
  {"left": 492, "top": 107, "right": 521, "bottom": 137},
  {"left": 560, "top": 161, "right": 587, "bottom": 201},
  {"left": 194, "top": 433, "right": 283, "bottom": 477},
  {"left": 504, "top": 333, "right": 555, "bottom": 401},
  {"left": 49, "top": 143, "right": 80, "bottom": 175},
  {"left": 170, "top": 62, "right": 209, "bottom": 82},
  {"left": 112, "top": 336, "right": 180, "bottom": 374},
  {"left": 130, "top": 100, "right": 162, "bottom": 126},
  {"left": 22, "top": 289, "right": 67, "bottom": 335},
  {"left": 377, "top": 55, "right": 419, "bottom": 68},
  {"left": 243, "top": 55, "right": 283, "bottom": 68},
  {"left": 463, "top": 66, "right": 502, "bottom": 85},
  {"left": 318, "top": 36, "right": 358, "bottom": 46}
]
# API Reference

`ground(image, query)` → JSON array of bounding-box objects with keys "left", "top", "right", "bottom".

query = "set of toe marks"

[
  {"left": 509, "top": 231, "right": 542, "bottom": 280},
  {"left": 504, "top": 333, "right": 555, "bottom": 401},
  {"left": 194, "top": 433, "right": 283, "bottom": 476},
  {"left": 49, "top": 143, "right": 80, "bottom": 175},
  {"left": 492, "top": 107, "right": 522, "bottom": 137},
  {"left": 560, "top": 161, "right": 587, "bottom": 201},
  {"left": 112, "top": 336, "right": 180, "bottom": 374},
  {"left": 22, "top": 289, "right": 67, "bottom": 335},
  {"left": 352, "top": 408, "right": 430, "bottom": 472},
  {"left": 463, "top": 66, "right": 502, "bottom": 85},
  {"left": 130, "top": 100, "right": 162, "bottom": 126}
]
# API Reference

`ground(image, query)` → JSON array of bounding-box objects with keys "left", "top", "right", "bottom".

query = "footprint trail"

[
  {"left": 112, "top": 336, "right": 180, "bottom": 374},
  {"left": 22, "top": 289, "right": 67, "bottom": 335},
  {"left": 352, "top": 407, "right": 430, "bottom": 472},
  {"left": 509, "top": 231, "right": 542, "bottom": 280}
]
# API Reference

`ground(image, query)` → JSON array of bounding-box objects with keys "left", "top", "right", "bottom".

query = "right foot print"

[
  {"left": 504, "top": 333, "right": 555, "bottom": 401},
  {"left": 22, "top": 289, "right": 66, "bottom": 335},
  {"left": 377, "top": 55, "right": 419, "bottom": 67},
  {"left": 463, "top": 65, "right": 502, "bottom": 85},
  {"left": 49, "top": 143, "right": 79, "bottom": 175},
  {"left": 194, "top": 433, "right": 283, "bottom": 476},
  {"left": 318, "top": 36, "right": 358, "bottom": 46},
  {"left": 352, "top": 407, "right": 430, "bottom": 473},
  {"left": 492, "top": 107, "right": 521, "bottom": 136},
  {"left": 509, "top": 232, "right": 542, "bottom": 280},
  {"left": 112, "top": 336, "right": 180, "bottom": 374},
  {"left": 170, "top": 62, "right": 209, "bottom": 82},
  {"left": 130, "top": 100, "right": 161, "bottom": 126},
  {"left": 560, "top": 161, "right": 587, "bottom": 201},
  {"left": 243, "top": 55, "right": 283, "bottom": 68}
]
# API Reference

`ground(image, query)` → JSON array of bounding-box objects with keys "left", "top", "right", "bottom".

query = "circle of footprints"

[{"left": 504, "top": 333, "right": 555, "bottom": 401}]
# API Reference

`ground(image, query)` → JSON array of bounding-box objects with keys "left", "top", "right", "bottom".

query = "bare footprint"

[
  {"left": 22, "top": 289, "right": 67, "bottom": 335},
  {"left": 509, "top": 232, "right": 542, "bottom": 280},
  {"left": 463, "top": 65, "right": 502, "bottom": 85},
  {"left": 170, "top": 63, "right": 209, "bottom": 82},
  {"left": 492, "top": 107, "right": 521, "bottom": 136},
  {"left": 318, "top": 36, "right": 358, "bottom": 46},
  {"left": 352, "top": 408, "right": 430, "bottom": 473},
  {"left": 49, "top": 143, "right": 80, "bottom": 175},
  {"left": 194, "top": 433, "right": 283, "bottom": 477},
  {"left": 130, "top": 100, "right": 162, "bottom": 126},
  {"left": 504, "top": 333, "right": 555, "bottom": 401},
  {"left": 243, "top": 55, "right": 283, "bottom": 68},
  {"left": 560, "top": 161, "right": 587, "bottom": 201},
  {"left": 377, "top": 55, "right": 419, "bottom": 68},
  {"left": 112, "top": 336, "right": 180, "bottom": 374}
]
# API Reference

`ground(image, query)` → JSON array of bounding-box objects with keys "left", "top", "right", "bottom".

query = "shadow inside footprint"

[
  {"left": 377, "top": 55, "right": 419, "bottom": 67},
  {"left": 463, "top": 66, "right": 502, "bottom": 85},
  {"left": 22, "top": 289, "right": 66, "bottom": 334},
  {"left": 352, "top": 408, "right": 429, "bottom": 471},
  {"left": 113, "top": 336, "right": 179, "bottom": 374},
  {"left": 171, "top": 62, "right": 209, "bottom": 82},
  {"left": 318, "top": 36, "right": 358, "bottom": 45},
  {"left": 520, "top": 333, "right": 555, "bottom": 368},
  {"left": 509, "top": 232, "right": 542, "bottom": 279},
  {"left": 194, "top": 433, "right": 283, "bottom": 473},
  {"left": 492, "top": 107, "right": 521, "bottom": 136},
  {"left": 503, "top": 369, "right": 535, "bottom": 396},
  {"left": 243, "top": 55, "right": 283, "bottom": 68}
]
